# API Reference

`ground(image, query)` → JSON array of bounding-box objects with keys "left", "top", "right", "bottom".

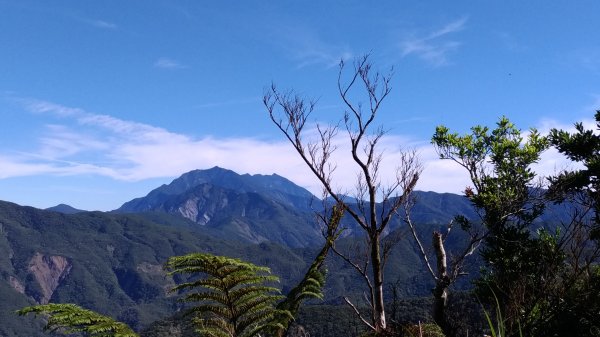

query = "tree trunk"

[
  {"left": 432, "top": 231, "right": 451, "bottom": 335},
  {"left": 371, "top": 234, "right": 387, "bottom": 332},
  {"left": 432, "top": 280, "right": 449, "bottom": 333}
]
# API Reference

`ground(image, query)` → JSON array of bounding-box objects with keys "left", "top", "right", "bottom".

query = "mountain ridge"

[
  {"left": 117, "top": 166, "right": 315, "bottom": 213},
  {"left": 113, "top": 167, "right": 479, "bottom": 248}
]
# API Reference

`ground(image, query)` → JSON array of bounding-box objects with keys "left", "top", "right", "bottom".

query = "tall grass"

[{"left": 481, "top": 290, "right": 523, "bottom": 337}]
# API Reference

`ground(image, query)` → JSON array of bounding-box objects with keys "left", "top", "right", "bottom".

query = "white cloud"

[
  {"left": 71, "top": 15, "right": 118, "bottom": 30},
  {"left": 5, "top": 99, "right": 594, "bottom": 199},
  {"left": 39, "top": 124, "right": 109, "bottom": 158},
  {"left": 0, "top": 155, "right": 61, "bottom": 179},
  {"left": 294, "top": 46, "right": 353, "bottom": 69},
  {"left": 6, "top": 100, "right": 310, "bottom": 183},
  {"left": 536, "top": 116, "right": 597, "bottom": 136},
  {"left": 154, "top": 57, "right": 187, "bottom": 69},
  {"left": 25, "top": 100, "right": 83, "bottom": 117},
  {"left": 417, "top": 146, "right": 471, "bottom": 194},
  {"left": 399, "top": 17, "right": 467, "bottom": 67},
  {"left": 2, "top": 99, "right": 471, "bottom": 197}
]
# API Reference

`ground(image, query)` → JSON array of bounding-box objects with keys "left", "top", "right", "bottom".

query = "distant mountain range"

[
  {"left": 111, "top": 166, "right": 479, "bottom": 247},
  {"left": 0, "top": 166, "right": 551, "bottom": 336}
]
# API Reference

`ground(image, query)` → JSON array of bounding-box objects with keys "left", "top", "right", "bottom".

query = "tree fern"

[
  {"left": 168, "top": 204, "right": 343, "bottom": 337},
  {"left": 17, "top": 303, "right": 138, "bottom": 337},
  {"left": 166, "top": 253, "right": 286, "bottom": 337}
]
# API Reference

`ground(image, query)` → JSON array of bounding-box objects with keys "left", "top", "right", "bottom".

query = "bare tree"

[
  {"left": 402, "top": 196, "right": 485, "bottom": 336},
  {"left": 264, "top": 55, "right": 421, "bottom": 333}
]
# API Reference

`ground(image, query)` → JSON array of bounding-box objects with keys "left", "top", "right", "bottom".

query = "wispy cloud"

[
  {"left": 294, "top": 46, "right": 353, "bottom": 69},
  {"left": 1, "top": 99, "right": 473, "bottom": 196},
  {"left": 72, "top": 15, "right": 118, "bottom": 30},
  {"left": 535, "top": 95, "right": 599, "bottom": 136},
  {"left": 6, "top": 99, "right": 307, "bottom": 182},
  {"left": 276, "top": 27, "right": 353, "bottom": 69},
  {"left": 25, "top": 99, "right": 84, "bottom": 117},
  {"left": 88, "top": 19, "right": 118, "bottom": 30},
  {"left": 399, "top": 16, "right": 468, "bottom": 67},
  {"left": 154, "top": 57, "right": 187, "bottom": 70},
  {"left": 4, "top": 98, "right": 585, "bottom": 199}
]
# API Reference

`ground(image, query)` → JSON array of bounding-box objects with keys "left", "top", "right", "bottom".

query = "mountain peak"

[
  {"left": 46, "top": 204, "right": 86, "bottom": 214},
  {"left": 116, "top": 167, "right": 315, "bottom": 213}
]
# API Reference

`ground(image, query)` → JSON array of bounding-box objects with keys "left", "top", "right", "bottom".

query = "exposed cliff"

[{"left": 28, "top": 253, "right": 71, "bottom": 304}]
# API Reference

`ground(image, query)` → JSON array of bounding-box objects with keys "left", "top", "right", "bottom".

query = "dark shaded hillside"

[
  {"left": 129, "top": 183, "right": 321, "bottom": 247},
  {"left": 410, "top": 191, "right": 478, "bottom": 225},
  {"left": 116, "top": 167, "right": 322, "bottom": 248},
  {"left": 0, "top": 201, "right": 311, "bottom": 336}
]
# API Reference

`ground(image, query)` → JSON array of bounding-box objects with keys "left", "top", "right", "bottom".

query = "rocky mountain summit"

[
  {"left": 115, "top": 167, "right": 322, "bottom": 247},
  {"left": 118, "top": 166, "right": 315, "bottom": 213},
  {"left": 112, "top": 167, "right": 481, "bottom": 248}
]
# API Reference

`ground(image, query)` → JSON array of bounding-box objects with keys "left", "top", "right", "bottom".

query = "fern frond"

[
  {"left": 17, "top": 303, "right": 138, "bottom": 337},
  {"left": 270, "top": 203, "right": 344, "bottom": 335},
  {"left": 166, "top": 252, "right": 283, "bottom": 337}
]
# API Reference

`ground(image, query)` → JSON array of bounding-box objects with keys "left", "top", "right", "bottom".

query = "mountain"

[
  {"left": 409, "top": 191, "right": 478, "bottom": 225},
  {"left": 114, "top": 167, "right": 481, "bottom": 248},
  {"left": 46, "top": 203, "right": 86, "bottom": 214},
  {"left": 118, "top": 166, "right": 315, "bottom": 212},
  {"left": 116, "top": 167, "right": 322, "bottom": 247}
]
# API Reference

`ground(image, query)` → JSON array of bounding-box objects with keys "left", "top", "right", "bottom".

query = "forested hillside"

[{"left": 0, "top": 193, "right": 475, "bottom": 336}]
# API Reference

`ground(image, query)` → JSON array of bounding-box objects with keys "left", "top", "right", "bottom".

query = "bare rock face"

[
  {"left": 28, "top": 253, "right": 72, "bottom": 304},
  {"left": 136, "top": 261, "right": 163, "bottom": 275},
  {"left": 177, "top": 197, "right": 201, "bottom": 223},
  {"left": 8, "top": 276, "right": 25, "bottom": 294},
  {"left": 287, "top": 325, "right": 310, "bottom": 337},
  {"left": 170, "top": 184, "right": 231, "bottom": 225}
]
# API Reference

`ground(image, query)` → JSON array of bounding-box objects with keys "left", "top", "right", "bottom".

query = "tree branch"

[{"left": 344, "top": 297, "right": 376, "bottom": 331}]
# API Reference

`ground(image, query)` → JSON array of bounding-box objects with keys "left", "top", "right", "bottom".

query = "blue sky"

[{"left": 1, "top": 1, "right": 599, "bottom": 211}]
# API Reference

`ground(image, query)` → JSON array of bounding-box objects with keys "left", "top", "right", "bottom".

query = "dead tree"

[
  {"left": 264, "top": 55, "right": 421, "bottom": 333},
  {"left": 402, "top": 196, "right": 485, "bottom": 336}
]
